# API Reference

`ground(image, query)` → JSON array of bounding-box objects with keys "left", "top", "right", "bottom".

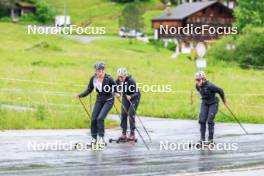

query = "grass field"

[
  {"left": 0, "top": 22, "right": 264, "bottom": 129},
  {"left": 45, "top": 0, "right": 164, "bottom": 35}
]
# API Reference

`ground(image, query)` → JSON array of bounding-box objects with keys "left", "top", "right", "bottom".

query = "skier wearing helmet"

[
  {"left": 195, "top": 71, "right": 226, "bottom": 145},
  {"left": 116, "top": 68, "right": 141, "bottom": 141},
  {"left": 77, "top": 62, "right": 118, "bottom": 145}
]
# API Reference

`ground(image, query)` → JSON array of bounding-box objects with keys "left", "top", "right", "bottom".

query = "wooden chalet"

[
  {"left": 15, "top": 2, "right": 36, "bottom": 16},
  {"left": 151, "top": 0, "right": 235, "bottom": 55}
]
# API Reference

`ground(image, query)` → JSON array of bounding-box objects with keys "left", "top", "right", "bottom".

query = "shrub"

[
  {"left": 0, "top": 3, "right": 9, "bottom": 18},
  {"left": 19, "top": 13, "right": 36, "bottom": 22},
  {"left": 235, "top": 27, "right": 264, "bottom": 67},
  {"left": 148, "top": 39, "right": 177, "bottom": 52},
  {"left": 167, "top": 41, "right": 176, "bottom": 52},
  {"left": 207, "top": 36, "right": 236, "bottom": 62},
  {"left": 0, "top": 16, "right": 11, "bottom": 22},
  {"left": 207, "top": 27, "right": 264, "bottom": 68},
  {"left": 148, "top": 39, "right": 164, "bottom": 51}
]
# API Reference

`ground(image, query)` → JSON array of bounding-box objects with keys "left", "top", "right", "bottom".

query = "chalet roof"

[
  {"left": 16, "top": 2, "right": 36, "bottom": 8},
  {"left": 153, "top": 1, "right": 218, "bottom": 21}
]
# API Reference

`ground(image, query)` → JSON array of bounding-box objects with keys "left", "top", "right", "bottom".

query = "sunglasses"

[{"left": 195, "top": 79, "right": 202, "bottom": 81}]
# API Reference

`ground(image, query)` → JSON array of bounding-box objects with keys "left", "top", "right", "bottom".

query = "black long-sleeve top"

[
  {"left": 79, "top": 74, "right": 117, "bottom": 101},
  {"left": 196, "top": 80, "right": 225, "bottom": 105},
  {"left": 116, "top": 75, "right": 140, "bottom": 99}
]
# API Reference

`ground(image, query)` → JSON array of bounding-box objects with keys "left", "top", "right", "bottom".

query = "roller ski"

[
  {"left": 75, "top": 137, "right": 107, "bottom": 151},
  {"left": 109, "top": 138, "right": 138, "bottom": 143},
  {"left": 109, "top": 132, "right": 138, "bottom": 143}
]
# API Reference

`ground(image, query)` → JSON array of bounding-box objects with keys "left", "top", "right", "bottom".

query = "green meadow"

[
  {"left": 45, "top": 0, "right": 164, "bottom": 35},
  {"left": 0, "top": 22, "right": 263, "bottom": 129}
]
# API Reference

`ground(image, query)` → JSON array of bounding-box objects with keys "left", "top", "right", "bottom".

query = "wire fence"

[{"left": 0, "top": 77, "right": 264, "bottom": 118}]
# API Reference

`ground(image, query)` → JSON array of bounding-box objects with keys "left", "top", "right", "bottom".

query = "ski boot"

[
  {"left": 87, "top": 137, "right": 97, "bottom": 147},
  {"left": 194, "top": 139, "right": 206, "bottom": 148},
  {"left": 207, "top": 139, "right": 214, "bottom": 144},
  {"left": 98, "top": 136, "right": 107, "bottom": 147},
  {"left": 206, "top": 139, "right": 215, "bottom": 149},
  {"left": 128, "top": 131, "right": 136, "bottom": 142},
  {"left": 90, "top": 137, "right": 97, "bottom": 145},
  {"left": 118, "top": 131, "right": 127, "bottom": 142}
]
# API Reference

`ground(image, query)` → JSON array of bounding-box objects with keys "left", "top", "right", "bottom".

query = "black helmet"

[{"left": 94, "top": 61, "right": 105, "bottom": 70}]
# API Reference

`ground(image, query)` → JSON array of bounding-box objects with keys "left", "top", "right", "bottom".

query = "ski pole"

[
  {"left": 115, "top": 99, "right": 150, "bottom": 150},
  {"left": 126, "top": 98, "right": 152, "bottom": 143},
  {"left": 222, "top": 104, "right": 249, "bottom": 135},
  {"left": 113, "top": 103, "right": 122, "bottom": 121},
  {"left": 89, "top": 94, "right": 93, "bottom": 113},
  {"left": 78, "top": 97, "right": 91, "bottom": 119}
]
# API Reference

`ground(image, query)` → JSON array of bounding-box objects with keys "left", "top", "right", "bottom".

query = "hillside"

[{"left": 46, "top": 0, "right": 164, "bottom": 34}]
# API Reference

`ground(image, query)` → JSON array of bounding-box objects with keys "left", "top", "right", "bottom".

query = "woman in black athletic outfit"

[{"left": 77, "top": 62, "right": 118, "bottom": 145}]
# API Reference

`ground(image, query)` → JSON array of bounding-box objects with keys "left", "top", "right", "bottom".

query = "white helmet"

[
  {"left": 117, "top": 68, "right": 128, "bottom": 77},
  {"left": 195, "top": 71, "right": 206, "bottom": 80}
]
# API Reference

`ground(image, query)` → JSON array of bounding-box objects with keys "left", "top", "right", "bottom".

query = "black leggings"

[
  {"left": 199, "top": 102, "right": 218, "bottom": 140},
  {"left": 120, "top": 96, "right": 140, "bottom": 133},
  {"left": 91, "top": 98, "right": 114, "bottom": 138}
]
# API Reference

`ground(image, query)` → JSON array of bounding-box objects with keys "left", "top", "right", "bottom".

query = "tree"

[
  {"left": 0, "top": 0, "right": 17, "bottom": 19},
  {"left": 235, "top": 0, "right": 264, "bottom": 31},
  {"left": 0, "top": 2, "right": 9, "bottom": 18},
  {"left": 235, "top": 27, "right": 264, "bottom": 67},
  {"left": 119, "top": 1, "right": 145, "bottom": 33},
  {"left": 35, "top": 0, "right": 56, "bottom": 23}
]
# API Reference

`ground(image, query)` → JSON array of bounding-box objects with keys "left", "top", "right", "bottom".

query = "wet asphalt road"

[{"left": 0, "top": 116, "right": 264, "bottom": 176}]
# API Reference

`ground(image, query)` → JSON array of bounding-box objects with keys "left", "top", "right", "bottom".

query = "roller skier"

[
  {"left": 77, "top": 62, "right": 118, "bottom": 146},
  {"left": 116, "top": 68, "right": 141, "bottom": 142},
  {"left": 195, "top": 71, "right": 226, "bottom": 146}
]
